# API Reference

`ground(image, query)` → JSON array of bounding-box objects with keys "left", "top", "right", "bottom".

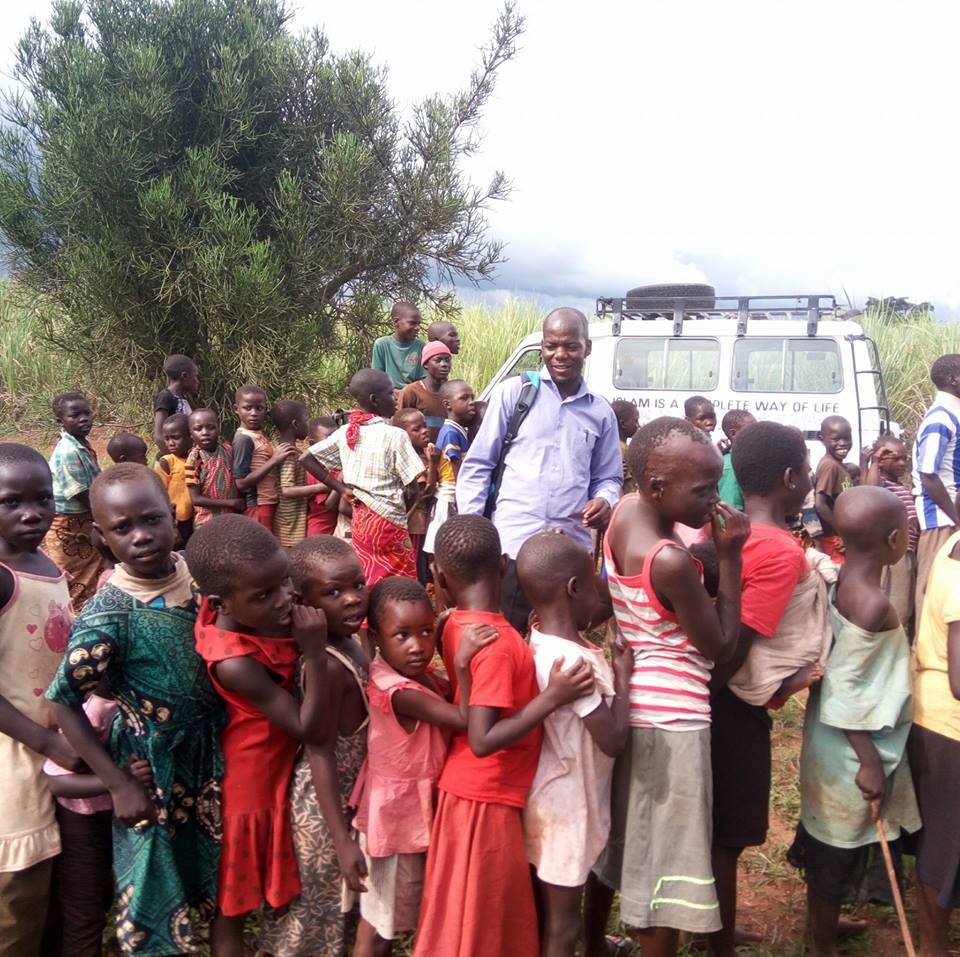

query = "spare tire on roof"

[{"left": 624, "top": 283, "right": 716, "bottom": 312}]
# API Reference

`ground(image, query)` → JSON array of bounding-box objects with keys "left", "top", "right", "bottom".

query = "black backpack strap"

[{"left": 484, "top": 372, "right": 540, "bottom": 519}]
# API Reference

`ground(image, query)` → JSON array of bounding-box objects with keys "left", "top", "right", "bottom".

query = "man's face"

[{"left": 541, "top": 318, "right": 590, "bottom": 387}]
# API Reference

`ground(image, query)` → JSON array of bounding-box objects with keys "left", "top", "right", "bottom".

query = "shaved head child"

[
  {"left": 684, "top": 395, "right": 717, "bottom": 435},
  {"left": 371, "top": 302, "right": 427, "bottom": 388},
  {"left": 106, "top": 431, "right": 148, "bottom": 466},
  {"left": 788, "top": 485, "right": 920, "bottom": 957},
  {"left": 426, "top": 319, "right": 460, "bottom": 355},
  {"left": 717, "top": 409, "right": 755, "bottom": 510},
  {"left": 814, "top": 414, "right": 853, "bottom": 563}
]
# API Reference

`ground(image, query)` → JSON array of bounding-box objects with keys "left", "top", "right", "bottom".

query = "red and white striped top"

[{"left": 604, "top": 522, "right": 713, "bottom": 731}]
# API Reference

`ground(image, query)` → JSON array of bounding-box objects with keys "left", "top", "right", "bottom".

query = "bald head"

[
  {"left": 543, "top": 307, "right": 589, "bottom": 340},
  {"left": 833, "top": 485, "right": 906, "bottom": 550}
]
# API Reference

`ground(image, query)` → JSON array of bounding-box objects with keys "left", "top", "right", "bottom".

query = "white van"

[{"left": 481, "top": 289, "right": 893, "bottom": 469}]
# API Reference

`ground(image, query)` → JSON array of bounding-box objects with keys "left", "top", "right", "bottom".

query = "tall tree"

[{"left": 0, "top": 0, "right": 522, "bottom": 417}]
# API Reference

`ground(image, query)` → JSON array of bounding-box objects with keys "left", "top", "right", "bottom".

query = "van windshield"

[
  {"left": 732, "top": 338, "right": 843, "bottom": 393},
  {"left": 614, "top": 338, "right": 719, "bottom": 391}
]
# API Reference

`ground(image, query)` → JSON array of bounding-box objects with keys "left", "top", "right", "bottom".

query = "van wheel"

[{"left": 624, "top": 284, "right": 716, "bottom": 312}]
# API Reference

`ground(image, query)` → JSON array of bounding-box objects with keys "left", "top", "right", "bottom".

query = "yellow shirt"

[
  {"left": 155, "top": 454, "right": 193, "bottom": 522},
  {"left": 913, "top": 529, "right": 960, "bottom": 742}
]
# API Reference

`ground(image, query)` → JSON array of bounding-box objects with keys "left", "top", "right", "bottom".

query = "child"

[
  {"left": 423, "top": 379, "right": 476, "bottom": 559},
  {"left": 426, "top": 319, "right": 460, "bottom": 355},
  {"left": 716, "top": 409, "right": 755, "bottom": 510},
  {"left": 414, "top": 515, "right": 596, "bottom": 957},
  {"left": 301, "top": 369, "right": 425, "bottom": 586},
  {"left": 188, "top": 515, "right": 329, "bottom": 956},
  {"left": 271, "top": 399, "right": 311, "bottom": 548},
  {"left": 42, "top": 689, "right": 152, "bottom": 956},
  {"left": 305, "top": 417, "right": 343, "bottom": 538},
  {"left": 44, "top": 391, "right": 103, "bottom": 611},
  {"left": 371, "top": 302, "right": 426, "bottom": 388},
  {"left": 351, "top": 576, "right": 496, "bottom": 956},
  {"left": 46, "top": 463, "right": 225, "bottom": 954},
  {"left": 814, "top": 414, "right": 854, "bottom": 563},
  {"left": 0, "top": 443, "right": 75, "bottom": 955},
  {"left": 788, "top": 485, "right": 920, "bottom": 957},
  {"left": 516, "top": 532, "right": 632, "bottom": 957},
  {"left": 467, "top": 398, "right": 487, "bottom": 445},
  {"left": 258, "top": 535, "right": 371, "bottom": 956},
  {"left": 393, "top": 408, "right": 440, "bottom": 583},
  {"left": 684, "top": 395, "right": 717, "bottom": 434},
  {"left": 107, "top": 431, "right": 148, "bottom": 466},
  {"left": 844, "top": 462, "right": 862, "bottom": 486},
  {"left": 585, "top": 417, "right": 749, "bottom": 957},
  {"left": 153, "top": 354, "right": 200, "bottom": 448},
  {"left": 398, "top": 341, "right": 453, "bottom": 442},
  {"left": 909, "top": 520, "right": 960, "bottom": 956},
  {"left": 232, "top": 384, "right": 296, "bottom": 530},
  {"left": 865, "top": 434, "right": 918, "bottom": 637},
  {"left": 709, "top": 421, "right": 827, "bottom": 956},
  {"left": 155, "top": 413, "right": 194, "bottom": 546},
  {"left": 611, "top": 399, "right": 640, "bottom": 495},
  {"left": 184, "top": 408, "right": 245, "bottom": 526}
]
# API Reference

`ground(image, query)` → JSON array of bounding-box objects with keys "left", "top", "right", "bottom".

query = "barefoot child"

[
  {"left": 0, "top": 444, "right": 75, "bottom": 955},
  {"left": 787, "top": 485, "right": 920, "bottom": 957},
  {"left": 188, "top": 515, "right": 329, "bottom": 957},
  {"left": 184, "top": 409, "right": 245, "bottom": 526},
  {"left": 155, "top": 413, "right": 194, "bottom": 546},
  {"left": 398, "top": 342, "right": 453, "bottom": 443},
  {"left": 46, "top": 463, "right": 225, "bottom": 954},
  {"left": 153, "top": 354, "right": 199, "bottom": 448},
  {"left": 423, "top": 380, "right": 476, "bottom": 559},
  {"left": 709, "top": 421, "right": 826, "bottom": 956},
  {"left": 259, "top": 535, "right": 370, "bottom": 956},
  {"left": 517, "top": 532, "right": 632, "bottom": 957},
  {"left": 271, "top": 400, "right": 311, "bottom": 548},
  {"left": 414, "top": 515, "right": 596, "bottom": 957},
  {"left": 585, "top": 417, "right": 749, "bottom": 957},
  {"left": 392, "top": 409, "right": 440, "bottom": 584},
  {"left": 106, "top": 432, "right": 148, "bottom": 466},
  {"left": 45, "top": 392, "right": 103, "bottom": 611},
  {"left": 301, "top": 369, "right": 425, "bottom": 586},
  {"left": 351, "top": 576, "right": 497, "bottom": 956},
  {"left": 232, "top": 384, "right": 296, "bottom": 530},
  {"left": 814, "top": 415, "right": 854, "bottom": 563}
]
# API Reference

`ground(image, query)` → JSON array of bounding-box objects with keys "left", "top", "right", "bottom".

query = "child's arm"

[
  {"left": 211, "top": 605, "right": 329, "bottom": 744},
  {"left": 582, "top": 637, "right": 632, "bottom": 758},
  {"left": 153, "top": 410, "right": 169, "bottom": 449},
  {"left": 650, "top": 503, "right": 749, "bottom": 664},
  {"left": 188, "top": 485, "right": 245, "bottom": 513},
  {"left": 235, "top": 443, "right": 298, "bottom": 492},
  {"left": 44, "top": 752, "right": 153, "bottom": 801},
  {"left": 0, "top": 696, "right": 81, "bottom": 770},
  {"left": 845, "top": 730, "right": 886, "bottom": 806},
  {"left": 300, "top": 453, "right": 352, "bottom": 500},
  {"left": 391, "top": 624, "right": 499, "bottom": 731},
  {"left": 947, "top": 621, "right": 960, "bottom": 700},
  {"left": 464, "top": 657, "right": 595, "bottom": 758},
  {"left": 815, "top": 489, "right": 839, "bottom": 531},
  {"left": 765, "top": 661, "right": 825, "bottom": 708},
  {"left": 423, "top": 443, "right": 441, "bottom": 497}
]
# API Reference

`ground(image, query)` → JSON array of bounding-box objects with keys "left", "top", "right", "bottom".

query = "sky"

[{"left": 2, "top": 1, "right": 958, "bottom": 317}]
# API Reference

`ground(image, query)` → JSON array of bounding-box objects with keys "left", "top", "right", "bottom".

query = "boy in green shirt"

[
  {"left": 371, "top": 302, "right": 426, "bottom": 388},
  {"left": 718, "top": 410, "right": 755, "bottom": 510}
]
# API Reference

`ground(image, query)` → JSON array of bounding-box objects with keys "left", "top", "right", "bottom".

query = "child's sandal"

[{"left": 605, "top": 935, "right": 637, "bottom": 955}]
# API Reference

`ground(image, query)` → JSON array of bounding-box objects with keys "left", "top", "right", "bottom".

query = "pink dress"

[{"left": 351, "top": 657, "right": 450, "bottom": 856}]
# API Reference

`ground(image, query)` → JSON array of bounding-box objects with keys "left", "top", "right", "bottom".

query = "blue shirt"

[
  {"left": 457, "top": 371, "right": 622, "bottom": 558},
  {"left": 912, "top": 390, "right": 960, "bottom": 530}
]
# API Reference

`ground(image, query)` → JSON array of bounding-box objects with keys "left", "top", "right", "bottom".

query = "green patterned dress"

[{"left": 46, "top": 559, "right": 225, "bottom": 956}]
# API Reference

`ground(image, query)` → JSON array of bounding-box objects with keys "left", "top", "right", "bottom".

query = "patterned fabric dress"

[
  {"left": 260, "top": 643, "right": 369, "bottom": 957},
  {"left": 184, "top": 442, "right": 236, "bottom": 527},
  {"left": 45, "top": 558, "right": 225, "bottom": 956}
]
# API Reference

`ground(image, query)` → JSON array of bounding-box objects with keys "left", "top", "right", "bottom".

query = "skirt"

[
  {"left": 42, "top": 512, "right": 103, "bottom": 613},
  {"left": 351, "top": 503, "right": 416, "bottom": 587}
]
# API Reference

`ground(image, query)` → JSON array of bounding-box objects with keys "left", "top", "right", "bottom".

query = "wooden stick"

[{"left": 871, "top": 798, "right": 917, "bottom": 957}]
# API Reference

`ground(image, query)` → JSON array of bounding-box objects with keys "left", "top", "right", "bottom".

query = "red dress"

[{"left": 194, "top": 600, "right": 302, "bottom": 916}]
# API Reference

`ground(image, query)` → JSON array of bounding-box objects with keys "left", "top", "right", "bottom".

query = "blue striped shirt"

[{"left": 912, "top": 391, "right": 960, "bottom": 530}]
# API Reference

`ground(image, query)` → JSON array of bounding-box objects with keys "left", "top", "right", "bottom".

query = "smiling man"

[{"left": 457, "top": 307, "right": 622, "bottom": 632}]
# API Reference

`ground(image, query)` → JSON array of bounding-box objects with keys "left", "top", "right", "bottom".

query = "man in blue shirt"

[{"left": 457, "top": 307, "right": 622, "bottom": 631}]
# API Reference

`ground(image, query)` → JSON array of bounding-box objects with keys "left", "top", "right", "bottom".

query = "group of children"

[{"left": 4, "top": 327, "right": 960, "bottom": 957}]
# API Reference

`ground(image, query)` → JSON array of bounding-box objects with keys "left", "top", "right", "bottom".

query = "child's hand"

[
  {"left": 336, "top": 835, "right": 368, "bottom": 893},
  {"left": 454, "top": 624, "right": 499, "bottom": 671},
  {"left": 41, "top": 730, "right": 83, "bottom": 772},
  {"left": 855, "top": 757, "right": 886, "bottom": 805},
  {"left": 111, "top": 776, "right": 156, "bottom": 829},
  {"left": 717, "top": 437, "right": 732, "bottom": 454},
  {"left": 426, "top": 442, "right": 441, "bottom": 465},
  {"left": 610, "top": 636, "right": 633, "bottom": 693},
  {"left": 546, "top": 657, "right": 595, "bottom": 706},
  {"left": 291, "top": 604, "right": 327, "bottom": 658},
  {"left": 127, "top": 758, "right": 154, "bottom": 788},
  {"left": 711, "top": 502, "right": 750, "bottom": 558},
  {"left": 229, "top": 498, "right": 247, "bottom": 513},
  {"left": 274, "top": 442, "right": 299, "bottom": 461}
]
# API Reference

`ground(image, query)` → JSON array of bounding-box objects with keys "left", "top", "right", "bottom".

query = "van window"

[
  {"left": 502, "top": 347, "right": 542, "bottom": 380},
  {"left": 732, "top": 338, "right": 843, "bottom": 393},
  {"left": 614, "top": 338, "right": 720, "bottom": 391}
]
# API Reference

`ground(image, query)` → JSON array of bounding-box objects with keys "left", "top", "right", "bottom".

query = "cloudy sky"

[{"left": 2, "top": 1, "right": 958, "bottom": 316}]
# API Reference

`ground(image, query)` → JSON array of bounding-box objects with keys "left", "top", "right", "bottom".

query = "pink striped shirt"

[{"left": 604, "top": 517, "right": 712, "bottom": 731}]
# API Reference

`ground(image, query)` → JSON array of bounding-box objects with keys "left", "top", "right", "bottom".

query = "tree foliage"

[{"left": 0, "top": 0, "right": 523, "bottom": 418}]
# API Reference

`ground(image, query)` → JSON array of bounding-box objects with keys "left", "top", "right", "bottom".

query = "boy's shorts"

[{"left": 593, "top": 726, "right": 720, "bottom": 934}]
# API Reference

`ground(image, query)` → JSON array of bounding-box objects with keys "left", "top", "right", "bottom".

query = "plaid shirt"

[
  {"left": 49, "top": 431, "right": 100, "bottom": 514},
  {"left": 307, "top": 418, "right": 424, "bottom": 527}
]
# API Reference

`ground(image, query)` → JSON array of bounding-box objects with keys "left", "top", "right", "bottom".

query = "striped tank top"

[{"left": 603, "top": 519, "right": 712, "bottom": 731}]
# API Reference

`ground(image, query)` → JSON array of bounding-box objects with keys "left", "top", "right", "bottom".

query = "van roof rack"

[{"left": 596, "top": 294, "right": 840, "bottom": 337}]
